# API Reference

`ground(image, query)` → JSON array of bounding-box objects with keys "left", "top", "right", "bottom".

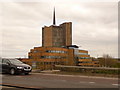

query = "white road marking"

[
  {"left": 58, "top": 75, "right": 74, "bottom": 77},
  {"left": 89, "top": 82, "right": 95, "bottom": 84},
  {"left": 112, "top": 84, "right": 119, "bottom": 86},
  {"left": 53, "top": 79, "right": 67, "bottom": 82}
]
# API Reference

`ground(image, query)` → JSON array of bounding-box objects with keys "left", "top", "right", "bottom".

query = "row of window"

[
  {"left": 32, "top": 50, "right": 67, "bottom": 54},
  {"left": 78, "top": 52, "right": 88, "bottom": 55},
  {"left": 79, "top": 61, "right": 92, "bottom": 63},
  {"left": 29, "top": 56, "right": 91, "bottom": 60},
  {"left": 34, "top": 61, "right": 65, "bottom": 65},
  {"left": 46, "top": 50, "right": 67, "bottom": 53},
  {"left": 41, "top": 56, "right": 66, "bottom": 59},
  {"left": 78, "top": 57, "right": 91, "bottom": 59},
  {"left": 29, "top": 56, "right": 66, "bottom": 59},
  {"left": 79, "top": 65, "right": 93, "bottom": 67}
]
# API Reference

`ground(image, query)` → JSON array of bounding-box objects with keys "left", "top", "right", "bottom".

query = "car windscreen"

[{"left": 9, "top": 59, "right": 24, "bottom": 64}]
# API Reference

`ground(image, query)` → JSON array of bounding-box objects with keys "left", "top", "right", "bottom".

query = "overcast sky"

[{"left": 0, "top": 0, "right": 118, "bottom": 58}]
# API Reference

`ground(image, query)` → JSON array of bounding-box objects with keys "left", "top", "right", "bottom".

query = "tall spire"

[{"left": 53, "top": 7, "right": 56, "bottom": 25}]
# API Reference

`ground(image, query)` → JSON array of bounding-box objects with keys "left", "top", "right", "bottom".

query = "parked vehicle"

[{"left": 0, "top": 58, "right": 32, "bottom": 75}]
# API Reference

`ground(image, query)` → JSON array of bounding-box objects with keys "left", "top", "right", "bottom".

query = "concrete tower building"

[
  {"left": 42, "top": 8, "right": 72, "bottom": 47},
  {"left": 21, "top": 8, "right": 99, "bottom": 70}
]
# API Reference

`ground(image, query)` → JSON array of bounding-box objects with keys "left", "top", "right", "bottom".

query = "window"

[
  {"left": 41, "top": 56, "right": 45, "bottom": 58},
  {"left": 29, "top": 56, "right": 33, "bottom": 59},
  {"left": 9, "top": 59, "right": 23, "bottom": 64},
  {"left": 46, "top": 62, "right": 48, "bottom": 65},
  {"left": 2, "top": 59, "right": 10, "bottom": 64},
  {"left": 78, "top": 52, "right": 88, "bottom": 55},
  {"left": 79, "top": 61, "right": 92, "bottom": 63},
  {"left": 46, "top": 50, "right": 67, "bottom": 53},
  {"left": 78, "top": 57, "right": 90, "bottom": 59},
  {"left": 33, "top": 50, "right": 38, "bottom": 53},
  {"left": 40, "top": 56, "right": 66, "bottom": 59}
]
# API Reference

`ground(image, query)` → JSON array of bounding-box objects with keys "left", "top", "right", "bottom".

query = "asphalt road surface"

[{"left": 1, "top": 73, "right": 119, "bottom": 89}]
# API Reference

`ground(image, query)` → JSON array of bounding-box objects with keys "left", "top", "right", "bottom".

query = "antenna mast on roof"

[{"left": 53, "top": 7, "right": 56, "bottom": 25}]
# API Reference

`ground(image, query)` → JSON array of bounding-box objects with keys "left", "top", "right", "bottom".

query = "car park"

[{"left": 0, "top": 58, "right": 32, "bottom": 75}]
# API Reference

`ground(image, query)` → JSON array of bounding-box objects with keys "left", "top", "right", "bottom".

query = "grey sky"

[{"left": 0, "top": 0, "right": 118, "bottom": 58}]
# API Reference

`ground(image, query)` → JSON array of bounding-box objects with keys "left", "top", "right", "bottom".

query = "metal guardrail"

[{"left": 55, "top": 65, "right": 119, "bottom": 70}]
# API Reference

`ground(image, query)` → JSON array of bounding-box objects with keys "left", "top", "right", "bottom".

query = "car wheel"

[
  {"left": 10, "top": 68, "right": 16, "bottom": 75},
  {"left": 25, "top": 72, "right": 29, "bottom": 75}
]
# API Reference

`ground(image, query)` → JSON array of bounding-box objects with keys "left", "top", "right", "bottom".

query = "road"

[{"left": 1, "top": 73, "right": 119, "bottom": 89}]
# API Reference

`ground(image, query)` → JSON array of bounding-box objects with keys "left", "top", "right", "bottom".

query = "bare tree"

[{"left": 98, "top": 54, "right": 117, "bottom": 67}]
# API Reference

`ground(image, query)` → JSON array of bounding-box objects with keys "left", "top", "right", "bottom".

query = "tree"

[{"left": 98, "top": 54, "right": 118, "bottom": 67}]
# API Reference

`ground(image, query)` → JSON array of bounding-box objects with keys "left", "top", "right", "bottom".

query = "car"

[{"left": 0, "top": 58, "right": 32, "bottom": 75}]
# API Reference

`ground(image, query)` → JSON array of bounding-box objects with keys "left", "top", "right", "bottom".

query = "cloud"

[{"left": 1, "top": 1, "right": 118, "bottom": 58}]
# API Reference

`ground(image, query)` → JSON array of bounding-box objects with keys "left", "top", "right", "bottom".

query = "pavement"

[
  {"left": 1, "top": 86, "right": 28, "bottom": 90},
  {"left": 1, "top": 73, "right": 119, "bottom": 89}
]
